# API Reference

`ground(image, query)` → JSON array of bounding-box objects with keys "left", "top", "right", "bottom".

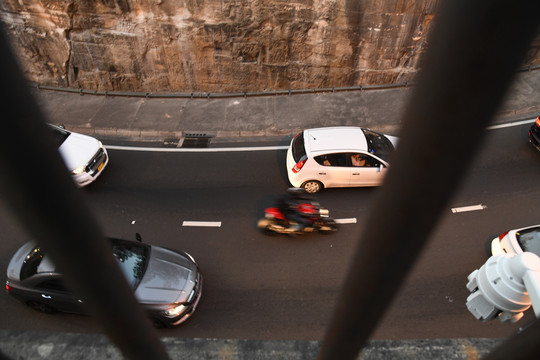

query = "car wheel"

[
  {"left": 302, "top": 180, "right": 323, "bottom": 194},
  {"left": 27, "top": 301, "right": 57, "bottom": 314},
  {"left": 485, "top": 237, "right": 495, "bottom": 257}
]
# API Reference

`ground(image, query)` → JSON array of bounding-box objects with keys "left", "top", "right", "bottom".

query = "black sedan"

[{"left": 5, "top": 236, "right": 202, "bottom": 327}]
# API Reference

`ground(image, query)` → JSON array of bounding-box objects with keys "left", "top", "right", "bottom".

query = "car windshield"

[
  {"left": 20, "top": 246, "right": 45, "bottom": 281},
  {"left": 361, "top": 128, "right": 394, "bottom": 163},
  {"left": 291, "top": 132, "right": 307, "bottom": 162},
  {"left": 110, "top": 238, "right": 149, "bottom": 289},
  {"left": 47, "top": 124, "right": 70, "bottom": 147},
  {"left": 516, "top": 227, "right": 540, "bottom": 257}
]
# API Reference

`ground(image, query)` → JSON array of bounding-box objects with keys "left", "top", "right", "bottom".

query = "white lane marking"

[
  {"left": 334, "top": 218, "right": 357, "bottom": 224},
  {"left": 182, "top": 221, "right": 222, "bottom": 227},
  {"left": 103, "top": 119, "right": 535, "bottom": 153},
  {"left": 451, "top": 204, "right": 486, "bottom": 213},
  {"left": 106, "top": 145, "right": 288, "bottom": 152},
  {"left": 487, "top": 118, "right": 535, "bottom": 130}
]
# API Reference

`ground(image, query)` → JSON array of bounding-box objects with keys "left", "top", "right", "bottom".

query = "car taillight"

[
  {"left": 292, "top": 158, "right": 307, "bottom": 173},
  {"left": 498, "top": 231, "right": 509, "bottom": 240},
  {"left": 5, "top": 284, "right": 11, "bottom": 292}
]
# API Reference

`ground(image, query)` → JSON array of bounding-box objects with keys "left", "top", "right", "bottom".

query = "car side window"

[
  {"left": 349, "top": 153, "right": 381, "bottom": 168},
  {"left": 35, "top": 279, "right": 70, "bottom": 293},
  {"left": 315, "top": 153, "right": 348, "bottom": 167}
]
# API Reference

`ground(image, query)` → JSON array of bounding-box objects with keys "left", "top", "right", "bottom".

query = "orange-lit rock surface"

[{"left": 0, "top": 0, "right": 537, "bottom": 92}]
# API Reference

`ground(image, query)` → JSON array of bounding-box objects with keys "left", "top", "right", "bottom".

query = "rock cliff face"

[{"left": 0, "top": 0, "right": 538, "bottom": 92}]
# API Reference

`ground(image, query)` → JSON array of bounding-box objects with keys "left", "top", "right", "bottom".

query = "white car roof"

[{"left": 304, "top": 126, "right": 368, "bottom": 154}]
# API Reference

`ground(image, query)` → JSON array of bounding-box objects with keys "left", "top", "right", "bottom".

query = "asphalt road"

[{"left": 0, "top": 122, "right": 539, "bottom": 341}]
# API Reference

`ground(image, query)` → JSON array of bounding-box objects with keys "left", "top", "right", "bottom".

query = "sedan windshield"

[
  {"left": 20, "top": 246, "right": 45, "bottom": 281},
  {"left": 110, "top": 238, "right": 149, "bottom": 289},
  {"left": 362, "top": 128, "right": 395, "bottom": 163},
  {"left": 47, "top": 124, "right": 70, "bottom": 147},
  {"left": 291, "top": 132, "right": 307, "bottom": 162}
]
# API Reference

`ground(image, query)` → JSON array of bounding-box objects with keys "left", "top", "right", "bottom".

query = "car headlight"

[
  {"left": 72, "top": 165, "right": 86, "bottom": 175},
  {"left": 163, "top": 304, "right": 187, "bottom": 317}
]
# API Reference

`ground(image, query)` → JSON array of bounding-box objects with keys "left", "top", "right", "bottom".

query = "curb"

[
  {"left": 70, "top": 113, "right": 536, "bottom": 145},
  {"left": 0, "top": 330, "right": 503, "bottom": 360}
]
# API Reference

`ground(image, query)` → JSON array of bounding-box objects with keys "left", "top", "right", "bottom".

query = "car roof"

[{"left": 304, "top": 127, "right": 368, "bottom": 154}]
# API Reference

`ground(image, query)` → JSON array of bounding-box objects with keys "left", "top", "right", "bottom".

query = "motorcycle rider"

[{"left": 277, "top": 188, "right": 318, "bottom": 232}]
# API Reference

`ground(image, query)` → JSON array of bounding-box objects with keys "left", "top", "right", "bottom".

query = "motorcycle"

[{"left": 257, "top": 201, "right": 338, "bottom": 235}]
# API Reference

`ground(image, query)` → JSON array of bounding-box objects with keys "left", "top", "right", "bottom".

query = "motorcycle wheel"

[
  {"left": 318, "top": 220, "right": 338, "bottom": 234},
  {"left": 257, "top": 218, "right": 279, "bottom": 235},
  {"left": 257, "top": 218, "right": 270, "bottom": 229}
]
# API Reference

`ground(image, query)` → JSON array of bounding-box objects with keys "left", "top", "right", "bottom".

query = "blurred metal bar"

[
  {"left": 318, "top": 1, "right": 540, "bottom": 359},
  {"left": 0, "top": 26, "right": 169, "bottom": 360}
]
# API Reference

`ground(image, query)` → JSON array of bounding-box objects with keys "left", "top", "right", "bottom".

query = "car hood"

[
  {"left": 134, "top": 246, "right": 196, "bottom": 304},
  {"left": 58, "top": 132, "right": 101, "bottom": 171}
]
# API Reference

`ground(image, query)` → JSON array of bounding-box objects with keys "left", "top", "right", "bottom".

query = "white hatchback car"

[
  {"left": 48, "top": 124, "right": 109, "bottom": 187},
  {"left": 490, "top": 225, "right": 540, "bottom": 257},
  {"left": 286, "top": 126, "right": 399, "bottom": 193}
]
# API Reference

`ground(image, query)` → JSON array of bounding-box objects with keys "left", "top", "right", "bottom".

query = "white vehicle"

[
  {"left": 48, "top": 124, "right": 109, "bottom": 187},
  {"left": 490, "top": 225, "right": 540, "bottom": 257},
  {"left": 286, "top": 126, "right": 399, "bottom": 193}
]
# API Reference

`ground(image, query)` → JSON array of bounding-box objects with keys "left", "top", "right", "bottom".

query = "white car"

[
  {"left": 286, "top": 126, "right": 399, "bottom": 193},
  {"left": 490, "top": 225, "right": 540, "bottom": 257},
  {"left": 48, "top": 124, "right": 109, "bottom": 187}
]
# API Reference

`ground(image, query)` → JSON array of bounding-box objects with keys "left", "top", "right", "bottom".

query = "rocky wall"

[{"left": 0, "top": 0, "right": 537, "bottom": 93}]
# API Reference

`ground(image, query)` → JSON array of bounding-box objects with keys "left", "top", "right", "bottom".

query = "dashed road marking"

[
  {"left": 486, "top": 118, "right": 535, "bottom": 130},
  {"left": 182, "top": 221, "right": 222, "bottom": 227},
  {"left": 451, "top": 204, "right": 486, "bottom": 213},
  {"left": 181, "top": 219, "right": 356, "bottom": 227},
  {"left": 335, "top": 218, "right": 357, "bottom": 224}
]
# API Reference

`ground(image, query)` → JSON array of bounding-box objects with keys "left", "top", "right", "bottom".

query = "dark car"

[
  {"left": 529, "top": 116, "right": 540, "bottom": 151},
  {"left": 5, "top": 236, "right": 202, "bottom": 327}
]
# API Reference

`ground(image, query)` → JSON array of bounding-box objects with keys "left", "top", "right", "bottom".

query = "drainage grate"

[{"left": 179, "top": 131, "right": 216, "bottom": 148}]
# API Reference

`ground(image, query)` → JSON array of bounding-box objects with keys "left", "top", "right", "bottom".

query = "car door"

[
  {"left": 349, "top": 153, "right": 388, "bottom": 186},
  {"left": 27, "top": 276, "right": 84, "bottom": 314},
  {"left": 313, "top": 153, "right": 351, "bottom": 187}
]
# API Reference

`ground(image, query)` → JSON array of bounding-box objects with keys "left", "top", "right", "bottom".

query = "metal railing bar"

[
  {"left": 317, "top": 0, "right": 540, "bottom": 359},
  {"left": 0, "top": 26, "right": 170, "bottom": 360}
]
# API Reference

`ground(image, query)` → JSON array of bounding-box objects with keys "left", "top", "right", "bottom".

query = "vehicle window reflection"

[{"left": 315, "top": 153, "right": 348, "bottom": 167}]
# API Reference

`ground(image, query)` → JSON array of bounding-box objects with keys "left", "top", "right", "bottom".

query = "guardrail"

[
  {"left": 32, "top": 81, "right": 416, "bottom": 99},
  {"left": 30, "top": 63, "right": 540, "bottom": 100}
]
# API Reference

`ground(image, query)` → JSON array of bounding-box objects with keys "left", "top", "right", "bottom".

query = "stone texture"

[{"left": 1, "top": 0, "right": 539, "bottom": 93}]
